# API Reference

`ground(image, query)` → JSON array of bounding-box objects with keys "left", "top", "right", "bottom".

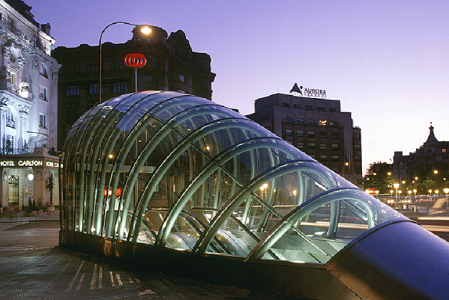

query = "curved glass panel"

[{"left": 60, "top": 91, "right": 408, "bottom": 266}]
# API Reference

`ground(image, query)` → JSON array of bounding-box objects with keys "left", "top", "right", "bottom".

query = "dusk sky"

[{"left": 27, "top": 0, "right": 449, "bottom": 174}]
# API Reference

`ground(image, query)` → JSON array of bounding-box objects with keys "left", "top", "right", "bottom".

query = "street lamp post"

[
  {"left": 393, "top": 183, "right": 399, "bottom": 206},
  {"left": 99, "top": 22, "right": 151, "bottom": 103}
]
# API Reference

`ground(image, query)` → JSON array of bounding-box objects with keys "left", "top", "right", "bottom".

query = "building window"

[
  {"left": 331, "top": 121, "right": 339, "bottom": 126},
  {"left": 320, "top": 154, "right": 327, "bottom": 160},
  {"left": 39, "top": 86, "right": 48, "bottom": 101},
  {"left": 296, "top": 118, "right": 304, "bottom": 124},
  {"left": 297, "top": 130, "right": 304, "bottom": 137},
  {"left": 294, "top": 104, "right": 301, "bottom": 109},
  {"left": 68, "top": 65, "right": 78, "bottom": 73},
  {"left": 307, "top": 119, "right": 315, "bottom": 125},
  {"left": 354, "top": 133, "right": 361, "bottom": 140},
  {"left": 329, "top": 107, "right": 337, "bottom": 112},
  {"left": 152, "top": 58, "right": 158, "bottom": 69},
  {"left": 317, "top": 106, "right": 324, "bottom": 111},
  {"left": 113, "top": 82, "right": 127, "bottom": 93},
  {"left": 39, "top": 114, "right": 47, "bottom": 129},
  {"left": 285, "top": 129, "right": 293, "bottom": 136},
  {"left": 39, "top": 63, "right": 48, "bottom": 78},
  {"left": 260, "top": 116, "right": 268, "bottom": 121},
  {"left": 67, "top": 86, "right": 79, "bottom": 96},
  {"left": 152, "top": 77, "right": 158, "bottom": 90},
  {"left": 285, "top": 117, "right": 293, "bottom": 123},
  {"left": 306, "top": 105, "right": 312, "bottom": 111},
  {"left": 179, "top": 73, "right": 185, "bottom": 82},
  {"left": 297, "top": 142, "right": 304, "bottom": 149},
  {"left": 355, "top": 144, "right": 361, "bottom": 149},
  {"left": 443, "top": 149, "right": 446, "bottom": 153},
  {"left": 308, "top": 142, "right": 316, "bottom": 149},
  {"left": 90, "top": 84, "right": 100, "bottom": 95},
  {"left": 320, "top": 143, "right": 327, "bottom": 150},
  {"left": 282, "top": 102, "right": 290, "bottom": 107},
  {"left": 5, "top": 107, "right": 14, "bottom": 128},
  {"left": 91, "top": 64, "right": 99, "bottom": 72},
  {"left": 319, "top": 131, "right": 327, "bottom": 138},
  {"left": 332, "top": 143, "right": 339, "bottom": 150},
  {"left": 332, "top": 155, "right": 340, "bottom": 162},
  {"left": 319, "top": 120, "right": 327, "bottom": 126},
  {"left": 116, "top": 62, "right": 125, "bottom": 69},
  {"left": 308, "top": 130, "right": 315, "bottom": 138},
  {"left": 331, "top": 132, "right": 339, "bottom": 139},
  {"left": 287, "top": 141, "right": 293, "bottom": 145}
]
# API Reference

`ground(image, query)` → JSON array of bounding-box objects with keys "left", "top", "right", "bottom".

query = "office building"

[{"left": 246, "top": 86, "right": 362, "bottom": 185}]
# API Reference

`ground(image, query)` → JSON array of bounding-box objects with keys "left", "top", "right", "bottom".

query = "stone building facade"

[
  {"left": 0, "top": 0, "right": 60, "bottom": 210},
  {"left": 52, "top": 25, "right": 215, "bottom": 150}
]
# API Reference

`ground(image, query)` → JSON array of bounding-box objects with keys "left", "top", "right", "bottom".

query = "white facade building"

[{"left": 0, "top": 0, "right": 60, "bottom": 211}]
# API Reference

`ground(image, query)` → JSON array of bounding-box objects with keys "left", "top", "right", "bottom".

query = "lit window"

[
  {"left": 331, "top": 121, "right": 339, "bottom": 126},
  {"left": 319, "top": 120, "right": 327, "bottom": 126},
  {"left": 39, "top": 114, "right": 47, "bottom": 129}
]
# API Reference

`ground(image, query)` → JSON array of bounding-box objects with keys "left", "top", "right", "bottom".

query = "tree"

[
  {"left": 364, "top": 161, "right": 395, "bottom": 194},
  {"left": 46, "top": 172, "right": 55, "bottom": 206}
]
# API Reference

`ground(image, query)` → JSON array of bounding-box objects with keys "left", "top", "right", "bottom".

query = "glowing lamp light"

[
  {"left": 141, "top": 26, "right": 152, "bottom": 34},
  {"left": 27, "top": 173, "right": 34, "bottom": 181}
]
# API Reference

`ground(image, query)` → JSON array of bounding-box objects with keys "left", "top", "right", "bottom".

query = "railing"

[
  {"left": 1, "top": 147, "right": 32, "bottom": 155},
  {"left": 0, "top": 18, "right": 50, "bottom": 54}
]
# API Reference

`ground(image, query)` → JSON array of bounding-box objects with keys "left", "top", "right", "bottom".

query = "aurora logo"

[{"left": 290, "top": 83, "right": 326, "bottom": 98}]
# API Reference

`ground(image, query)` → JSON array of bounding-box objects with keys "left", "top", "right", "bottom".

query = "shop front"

[{"left": 0, "top": 147, "right": 59, "bottom": 211}]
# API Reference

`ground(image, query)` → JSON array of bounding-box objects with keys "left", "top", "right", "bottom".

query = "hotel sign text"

[{"left": 0, "top": 160, "right": 60, "bottom": 168}]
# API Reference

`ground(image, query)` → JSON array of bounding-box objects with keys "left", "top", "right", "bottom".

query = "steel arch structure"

[{"left": 60, "top": 91, "right": 449, "bottom": 299}]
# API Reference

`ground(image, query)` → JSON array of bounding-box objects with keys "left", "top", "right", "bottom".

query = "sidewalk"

[
  {"left": 0, "top": 209, "right": 60, "bottom": 223},
  {"left": 0, "top": 215, "right": 304, "bottom": 299}
]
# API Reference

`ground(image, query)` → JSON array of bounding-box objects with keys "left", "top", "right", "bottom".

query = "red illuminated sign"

[
  {"left": 104, "top": 188, "right": 122, "bottom": 197},
  {"left": 124, "top": 53, "right": 147, "bottom": 68}
]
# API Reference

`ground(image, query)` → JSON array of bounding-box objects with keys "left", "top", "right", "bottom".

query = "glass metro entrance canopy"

[{"left": 60, "top": 91, "right": 405, "bottom": 264}]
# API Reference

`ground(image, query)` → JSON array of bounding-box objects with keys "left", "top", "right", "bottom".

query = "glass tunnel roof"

[{"left": 60, "top": 91, "right": 406, "bottom": 265}]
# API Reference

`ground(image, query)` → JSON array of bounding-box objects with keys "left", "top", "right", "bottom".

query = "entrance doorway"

[{"left": 8, "top": 175, "right": 19, "bottom": 206}]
